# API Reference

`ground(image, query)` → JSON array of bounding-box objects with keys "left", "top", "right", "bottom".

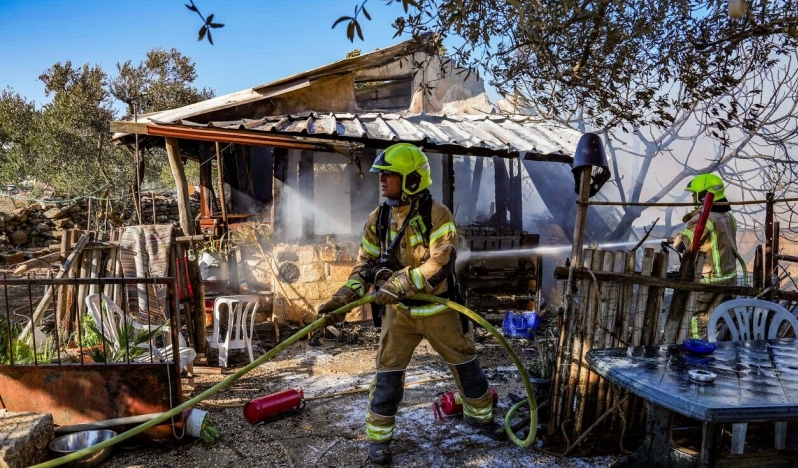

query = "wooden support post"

[
  {"left": 215, "top": 141, "right": 228, "bottom": 231},
  {"left": 442, "top": 153, "right": 454, "bottom": 213},
  {"left": 198, "top": 144, "right": 214, "bottom": 221},
  {"left": 574, "top": 249, "right": 602, "bottom": 433},
  {"left": 272, "top": 148, "right": 289, "bottom": 243},
  {"left": 753, "top": 245, "right": 764, "bottom": 289},
  {"left": 662, "top": 250, "right": 698, "bottom": 343},
  {"left": 165, "top": 138, "right": 196, "bottom": 236},
  {"left": 464, "top": 157, "right": 484, "bottom": 222},
  {"left": 492, "top": 156, "right": 508, "bottom": 225},
  {"left": 298, "top": 150, "right": 315, "bottom": 243},
  {"left": 87, "top": 197, "right": 92, "bottom": 232},
  {"left": 764, "top": 192, "right": 774, "bottom": 289},
  {"left": 551, "top": 165, "right": 591, "bottom": 436},
  {"left": 772, "top": 221, "right": 780, "bottom": 288},
  {"left": 509, "top": 158, "right": 523, "bottom": 230}
]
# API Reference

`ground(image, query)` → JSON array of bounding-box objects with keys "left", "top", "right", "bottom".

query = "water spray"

[{"left": 461, "top": 238, "right": 662, "bottom": 261}]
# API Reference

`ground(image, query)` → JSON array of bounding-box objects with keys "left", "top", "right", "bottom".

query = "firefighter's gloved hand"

[
  {"left": 375, "top": 267, "right": 416, "bottom": 305},
  {"left": 316, "top": 295, "right": 349, "bottom": 324}
]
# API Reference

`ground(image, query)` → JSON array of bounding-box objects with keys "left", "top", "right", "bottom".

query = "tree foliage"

[
  {"left": 110, "top": 48, "right": 214, "bottom": 117},
  {"left": 341, "top": 0, "right": 798, "bottom": 134},
  {"left": 0, "top": 49, "right": 213, "bottom": 199}
]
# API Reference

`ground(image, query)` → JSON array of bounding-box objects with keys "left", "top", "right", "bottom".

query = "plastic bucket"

[
  {"left": 502, "top": 310, "right": 540, "bottom": 339},
  {"left": 185, "top": 408, "right": 207, "bottom": 438}
]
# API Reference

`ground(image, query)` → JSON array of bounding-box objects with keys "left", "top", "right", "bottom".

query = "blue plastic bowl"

[{"left": 683, "top": 338, "right": 718, "bottom": 355}]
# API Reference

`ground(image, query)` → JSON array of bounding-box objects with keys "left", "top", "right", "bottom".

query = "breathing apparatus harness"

[{"left": 360, "top": 190, "right": 464, "bottom": 328}]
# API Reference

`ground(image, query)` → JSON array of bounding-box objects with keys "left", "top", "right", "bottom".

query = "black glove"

[
  {"left": 316, "top": 295, "right": 349, "bottom": 324},
  {"left": 375, "top": 267, "right": 417, "bottom": 305}
]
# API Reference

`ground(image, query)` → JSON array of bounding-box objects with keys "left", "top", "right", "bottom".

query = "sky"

[{"left": 0, "top": 0, "right": 416, "bottom": 112}]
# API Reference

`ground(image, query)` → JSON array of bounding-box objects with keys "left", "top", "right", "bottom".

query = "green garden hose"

[{"left": 33, "top": 295, "right": 537, "bottom": 467}]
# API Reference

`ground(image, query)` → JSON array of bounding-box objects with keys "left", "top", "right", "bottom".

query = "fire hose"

[{"left": 32, "top": 294, "right": 537, "bottom": 468}]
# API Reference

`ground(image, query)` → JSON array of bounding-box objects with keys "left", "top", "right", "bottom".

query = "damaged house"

[{"left": 111, "top": 35, "right": 625, "bottom": 327}]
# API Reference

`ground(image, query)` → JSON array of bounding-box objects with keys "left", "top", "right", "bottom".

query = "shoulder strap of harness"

[{"left": 376, "top": 201, "right": 391, "bottom": 257}]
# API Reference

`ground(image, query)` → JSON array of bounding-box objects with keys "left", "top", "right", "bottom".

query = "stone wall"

[
  {"left": 268, "top": 239, "right": 362, "bottom": 325},
  {"left": 0, "top": 193, "right": 199, "bottom": 263}
]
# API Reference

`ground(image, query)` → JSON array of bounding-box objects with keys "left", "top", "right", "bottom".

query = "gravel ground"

[{"left": 98, "top": 325, "right": 622, "bottom": 468}]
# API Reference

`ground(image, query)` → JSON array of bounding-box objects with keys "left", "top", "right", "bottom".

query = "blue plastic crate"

[{"left": 502, "top": 311, "right": 540, "bottom": 339}]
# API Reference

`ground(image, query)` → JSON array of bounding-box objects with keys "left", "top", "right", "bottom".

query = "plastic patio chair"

[
  {"left": 85, "top": 293, "right": 196, "bottom": 372},
  {"left": 707, "top": 298, "right": 798, "bottom": 454},
  {"left": 207, "top": 295, "right": 259, "bottom": 367}
]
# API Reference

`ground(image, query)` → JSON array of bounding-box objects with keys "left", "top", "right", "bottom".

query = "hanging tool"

[{"left": 691, "top": 192, "right": 715, "bottom": 253}]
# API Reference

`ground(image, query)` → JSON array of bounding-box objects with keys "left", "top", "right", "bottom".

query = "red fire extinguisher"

[
  {"left": 432, "top": 387, "right": 499, "bottom": 421},
  {"left": 244, "top": 388, "right": 306, "bottom": 425}
]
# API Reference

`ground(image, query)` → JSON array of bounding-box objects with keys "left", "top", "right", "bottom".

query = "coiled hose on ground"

[{"left": 33, "top": 294, "right": 538, "bottom": 468}]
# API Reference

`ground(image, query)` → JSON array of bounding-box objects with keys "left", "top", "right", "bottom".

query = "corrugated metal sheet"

[
  {"left": 154, "top": 112, "right": 580, "bottom": 159},
  {"left": 111, "top": 36, "right": 430, "bottom": 141}
]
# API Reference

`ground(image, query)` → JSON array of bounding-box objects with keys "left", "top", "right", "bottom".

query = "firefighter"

[
  {"left": 672, "top": 173, "right": 739, "bottom": 337},
  {"left": 317, "top": 143, "right": 505, "bottom": 465}
]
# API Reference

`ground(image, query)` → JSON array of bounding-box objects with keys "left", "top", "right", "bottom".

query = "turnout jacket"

[
  {"left": 340, "top": 197, "right": 457, "bottom": 303},
  {"left": 674, "top": 210, "right": 738, "bottom": 284}
]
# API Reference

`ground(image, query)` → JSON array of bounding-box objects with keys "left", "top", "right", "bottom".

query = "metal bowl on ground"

[{"left": 48, "top": 429, "right": 117, "bottom": 468}]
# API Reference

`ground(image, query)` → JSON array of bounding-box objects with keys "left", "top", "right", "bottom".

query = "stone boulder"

[
  {"left": 43, "top": 207, "right": 65, "bottom": 220},
  {"left": 8, "top": 230, "right": 27, "bottom": 246},
  {"left": 0, "top": 412, "right": 53, "bottom": 468}
]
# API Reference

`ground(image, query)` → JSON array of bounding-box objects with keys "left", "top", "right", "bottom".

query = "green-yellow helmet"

[
  {"left": 685, "top": 173, "right": 725, "bottom": 200},
  {"left": 370, "top": 143, "right": 432, "bottom": 196}
]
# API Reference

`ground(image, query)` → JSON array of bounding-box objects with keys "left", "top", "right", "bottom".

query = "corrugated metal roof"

[
  {"left": 111, "top": 36, "right": 431, "bottom": 140},
  {"left": 155, "top": 112, "right": 580, "bottom": 160}
]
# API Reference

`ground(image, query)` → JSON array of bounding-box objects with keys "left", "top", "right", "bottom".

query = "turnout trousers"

[{"left": 365, "top": 304, "right": 494, "bottom": 443}]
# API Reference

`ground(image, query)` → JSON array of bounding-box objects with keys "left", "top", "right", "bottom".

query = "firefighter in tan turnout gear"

[
  {"left": 317, "top": 143, "right": 505, "bottom": 465},
  {"left": 672, "top": 173, "right": 740, "bottom": 338}
]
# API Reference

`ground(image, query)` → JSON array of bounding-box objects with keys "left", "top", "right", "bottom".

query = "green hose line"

[
  {"left": 736, "top": 252, "right": 749, "bottom": 285},
  {"left": 413, "top": 294, "right": 537, "bottom": 448},
  {"left": 34, "top": 294, "right": 536, "bottom": 467}
]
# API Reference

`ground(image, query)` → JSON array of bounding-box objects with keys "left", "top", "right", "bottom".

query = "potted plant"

[
  {"left": 197, "top": 232, "right": 232, "bottom": 281},
  {"left": 528, "top": 318, "right": 558, "bottom": 415}
]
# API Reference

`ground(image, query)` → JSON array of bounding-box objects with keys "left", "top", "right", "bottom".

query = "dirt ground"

[{"left": 98, "top": 324, "right": 621, "bottom": 468}]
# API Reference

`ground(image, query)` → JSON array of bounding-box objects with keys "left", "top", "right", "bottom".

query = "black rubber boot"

[
  {"left": 369, "top": 443, "right": 392, "bottom": 465},
  {"left": 464, "top": 415, "right": 508, "bottom": 441}
]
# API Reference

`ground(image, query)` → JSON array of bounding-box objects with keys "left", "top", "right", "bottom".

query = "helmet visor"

[{"left": 370, "top": 150, "right": 394, "bottom": 173}]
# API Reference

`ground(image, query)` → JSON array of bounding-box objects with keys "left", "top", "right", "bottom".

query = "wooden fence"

[{"left": 546, "top": 246, "right": 758, "bottom": 443}]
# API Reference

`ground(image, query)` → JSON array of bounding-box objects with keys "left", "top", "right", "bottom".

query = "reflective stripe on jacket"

[
  {"left": 351, "top": 199, "right": 456, "bottom": 295},
  {"left": 674, "top": 211, "right": 738, "bottom": 283}
]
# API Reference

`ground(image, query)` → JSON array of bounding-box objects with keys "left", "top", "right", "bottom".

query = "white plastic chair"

[
  {"left": 207, "top": 295, "right": 259, "bottom": 367},
  {"left": 708, "top": 298, "right": 798, "bottom": 454},
  {"left": 85, "top": 294, "right": 196, "bottom": 372}
]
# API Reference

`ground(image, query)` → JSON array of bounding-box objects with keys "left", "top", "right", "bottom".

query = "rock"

[
  {"left": 0, "top": 251, "right": 24, "bottom": 265},
  {"left": 10, "top": 208, "right": 28, "bottom": 223},
  {"left": 9, "top": 230, "right": 27, "bottom": 246},
  {"left": 43, "top": 207, "right": 65, "bottom": 220},
  {"left": 0, "top": 234, "right": 8, "bottom": 245},
  {"left": 53, "top": 218, "right": 74, "bottom": 229},
  {"left": 0, "top": 412, "right": 54, "bottom": 468},
  {"left": 35, "top": 223, "right": 50, "bottom": 232}
]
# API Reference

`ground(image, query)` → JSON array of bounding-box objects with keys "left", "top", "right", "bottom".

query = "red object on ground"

[
  {"left": 691, "top": 193, "right": 715, "bottom": 253},
  {"left": 433, "top": 387, "right": 499, "bottom": 420},
  {"left": 244, "top": 388, "right": 305, "bottom": 425}
]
